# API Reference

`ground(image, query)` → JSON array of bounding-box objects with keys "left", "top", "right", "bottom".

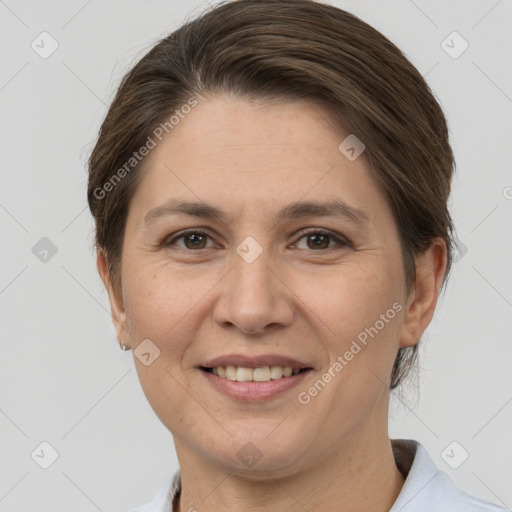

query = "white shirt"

[{"left": 131, "top": 439, "right": 510, "bottom": 511}]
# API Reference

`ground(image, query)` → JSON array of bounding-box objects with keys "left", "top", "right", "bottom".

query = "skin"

[{"left": 98, "top": 95, "right": 447, "bottom": 512}]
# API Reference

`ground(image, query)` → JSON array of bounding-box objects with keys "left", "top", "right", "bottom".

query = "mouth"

[{"left": 198, "top": 355, "right": 314, "bottom": 401}]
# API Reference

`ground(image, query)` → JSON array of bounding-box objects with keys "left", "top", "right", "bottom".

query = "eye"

[
  {"left": 163, "top": 228, "right": 350, "bottom": 252},
  {"left": 164, "top": 230, "right": 215, "bottom": 250},
  {"left": 294, "top": 229, "right": 350, "bottom": 250}
]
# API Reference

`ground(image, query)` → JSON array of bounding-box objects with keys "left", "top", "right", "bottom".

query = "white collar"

[{"left": 132, "top": 439, "right": 508, "bottom": 511}]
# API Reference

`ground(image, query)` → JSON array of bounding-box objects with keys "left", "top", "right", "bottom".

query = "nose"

[{"left": 213, "top": 245, "right": 294, "bottom": 335}]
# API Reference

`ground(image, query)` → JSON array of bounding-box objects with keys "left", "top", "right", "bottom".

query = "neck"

[{"left": 175, "top": 432, "right": 405, "bottom": 512}]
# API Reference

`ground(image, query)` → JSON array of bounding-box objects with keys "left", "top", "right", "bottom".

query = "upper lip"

[{"left": 201, "top": 354, "right": 312, "bottom": 370}]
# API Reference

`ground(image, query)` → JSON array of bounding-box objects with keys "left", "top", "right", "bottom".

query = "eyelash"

[{"left": 163, "top": 228, "right": 350, "bottom": 252}]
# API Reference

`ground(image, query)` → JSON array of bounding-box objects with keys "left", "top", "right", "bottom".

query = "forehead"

[
  {"left": 129, "top": 95, "right": 391, "bottom": 229},
  {"left": 169, "top": 96, "right": 346, "bottom": 167}
]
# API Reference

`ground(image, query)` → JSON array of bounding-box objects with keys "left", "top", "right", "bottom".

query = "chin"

[{"left": 202, "top": 421, "right": 317, "bottom": 477}]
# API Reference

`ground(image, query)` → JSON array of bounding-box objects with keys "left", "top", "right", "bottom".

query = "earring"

[{"left": 120, "top": 341, "right": 129, "bottom": 351}]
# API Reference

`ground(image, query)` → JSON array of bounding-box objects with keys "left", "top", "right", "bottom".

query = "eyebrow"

[{"left": 144, "top": 198, "right": 370, "bottom": 226}]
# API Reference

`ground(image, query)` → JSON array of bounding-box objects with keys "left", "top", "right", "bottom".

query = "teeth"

[
  {"left": 236, "top": 367, "right": 253, "bottom": 381},
  {"left": 253, "top": 367, "right": 271, "bottom": 381},
  {"left": 209, "top": 365, "right": 301, "bottom": 382},
  {"left": 225, "top": 365, "right": 237, "bottom": 381},
  {"left": 270, "top": 366, "right": 283, "bottom": 379}
]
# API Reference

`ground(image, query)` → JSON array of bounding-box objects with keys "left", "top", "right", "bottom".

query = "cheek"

[
  {"left": 122, "top": 259, "right": 190, "bottom": 351},
  {"left": 121, "top": 257, "right": 228, "bottom": 377},
  {"left": 124, "top": 245, "right": 186, "bottom": 308},
  {"left": 304, "top": 259, "right": 404, "bottom": 393},
  {"left": 122, "top": 265, "right": 201, "bottom": 431},
  {"left": 298, "top": 266, "right": 403, "bottom": 433},
  {"left": 302, "top": 259, "right": 402, "bottom": 335}
]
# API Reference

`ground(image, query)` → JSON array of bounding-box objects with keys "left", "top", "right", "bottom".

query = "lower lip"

[{"left": 200, "top": 369, "right": 312, "bottom": 402}]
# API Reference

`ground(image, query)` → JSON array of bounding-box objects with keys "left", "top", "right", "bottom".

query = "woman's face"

[{"left": 103, "top": 96, "right": 427, "bottom": 476}]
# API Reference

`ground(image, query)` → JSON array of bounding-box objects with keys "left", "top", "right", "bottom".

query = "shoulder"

[
  {"left": 390, "top": 439, "right": 510, "bottom": 512},
  {"left": 423, "top": 474, "right": 509, "bottom": 511}
]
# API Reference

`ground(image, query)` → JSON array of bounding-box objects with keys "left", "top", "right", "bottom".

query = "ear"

[
  {"left": 399, "top": 237, "right": 448, "bottom": 348},
  {"left": 96, "top": 249, "right": 130, "bottom": 349}
]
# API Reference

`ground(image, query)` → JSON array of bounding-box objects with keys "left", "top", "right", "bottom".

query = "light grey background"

[{"left": 1, "top": 0, "right": 511, "bottom": 510}]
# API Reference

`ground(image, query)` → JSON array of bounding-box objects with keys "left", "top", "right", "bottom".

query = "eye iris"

[
  {"left": 185, "top": 233, "right": 207, "bottom": 249},
  {"left": 308, "top": 233, "right": 329, "bottom": 249}
]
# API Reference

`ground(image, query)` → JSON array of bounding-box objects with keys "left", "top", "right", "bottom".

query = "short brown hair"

[{"left": 87, "top": 0, "right": 455, "bottom": 390}]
